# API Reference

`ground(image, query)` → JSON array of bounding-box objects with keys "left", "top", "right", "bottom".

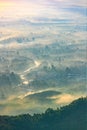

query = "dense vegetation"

[{"left": 0, "top": 97, "right": 87, "bottom": 130}]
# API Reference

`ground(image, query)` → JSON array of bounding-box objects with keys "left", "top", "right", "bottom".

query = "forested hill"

[{"left": 0, "top": 97, "right": 87, "bottom": 130}]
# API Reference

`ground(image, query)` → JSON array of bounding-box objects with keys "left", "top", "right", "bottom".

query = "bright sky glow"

[{"left": 0, "top": 0, "right": 86, "bottom": 18}]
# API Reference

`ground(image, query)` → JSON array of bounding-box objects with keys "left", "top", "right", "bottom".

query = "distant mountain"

[{"left": 0, "top": 97, "right": 87, "bottom": 130}]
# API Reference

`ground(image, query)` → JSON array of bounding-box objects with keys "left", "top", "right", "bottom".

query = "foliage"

[{"left": 0, "top": 97, "right": 87, "bottom": 130}]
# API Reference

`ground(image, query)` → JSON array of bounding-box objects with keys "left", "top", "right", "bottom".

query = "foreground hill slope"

[{"left": 0, "top": 97, "right": 87, "bottom": 130}]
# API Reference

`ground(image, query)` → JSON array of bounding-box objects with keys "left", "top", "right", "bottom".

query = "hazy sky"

[{"left": 0, "top": 0, "right": 86, "bottom": 19}]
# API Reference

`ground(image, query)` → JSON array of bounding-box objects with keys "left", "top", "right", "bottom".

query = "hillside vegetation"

[{"left": 0, "top": 97, "right": 87, "bottom": 130}]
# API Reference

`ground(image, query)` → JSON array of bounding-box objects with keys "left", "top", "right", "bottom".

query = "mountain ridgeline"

[{"left": 0, "top": 97, "right": 87, "bottom": 130}]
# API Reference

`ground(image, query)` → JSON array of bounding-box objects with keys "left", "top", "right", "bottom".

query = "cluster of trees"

[
  {"left": 0, "top": 72, "right": 20, "bottom": 87},
  {"left": 0, "top": 97, "right": 87, "bottom": 130}
]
